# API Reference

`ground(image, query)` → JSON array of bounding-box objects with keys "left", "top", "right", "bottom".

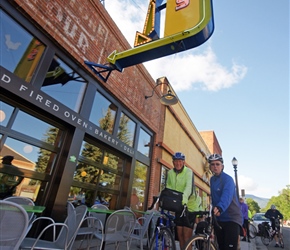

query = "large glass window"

[
  {"left": 131, "top": 161, "right": 148, "bottom": 210},
  {"left": 160, "top": 166, "right": 168, "bottom": 191},
  {"left": 11, "top": 111, "right": 61, "bottom": 146},
  {"left": 0, "top": 101, "right": 63, "bottom": 202},
  {"left": 0, "top": 100, "right": 64, "bottom": 175},
  {"left": 137, "top": 128, "right": 151, "bottom": 157},
  {"left": 41, "top": 56, "right": 87, "bottom": 112},
  {"left": 72, "top": 139, "right": 126, "bottom": 208},
  {"left": 0, "top": 10, "right": 46, "bottom": 83},
  {"left": 89, "top": 91, "right": 117, "bottom": 134},
  {"left": 117, "top": 112, "right": 136, "bottom": 147}
]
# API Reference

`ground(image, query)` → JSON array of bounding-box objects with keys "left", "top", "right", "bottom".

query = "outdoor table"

[
  {"left": 20, "top": 205, "right": 46, "bottom": 213},
  {"left": 87, "top": 207, "right": 115, "bottom": 214}
]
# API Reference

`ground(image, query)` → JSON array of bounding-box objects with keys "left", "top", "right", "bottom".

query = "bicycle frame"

[
  {"left": 182, "top": 209, "right": 219, "bottom": 250},
  {"left": 149, "top": 197, "right": 176, "bottom": 250}
]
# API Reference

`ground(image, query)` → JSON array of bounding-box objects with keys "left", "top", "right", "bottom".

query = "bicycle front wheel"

[
  {"left": 149, "top": 227, "right": 176, "bottom": 250},
  {"left": 183, "top": 235, "right": 217, "bottom": 250},
  {"left": 261, "top": 229, "right": 272, "bottom": 246},
  {"left": 249, "top": 224, "right": 257, "bottom": 239}
]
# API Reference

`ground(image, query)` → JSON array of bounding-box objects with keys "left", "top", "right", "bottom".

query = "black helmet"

[
  {"left": 208, "top": 154, "right": 223, "bottom": 163},
  {"left": 172, "top": 152, "right": 185, "bottom": 160}
]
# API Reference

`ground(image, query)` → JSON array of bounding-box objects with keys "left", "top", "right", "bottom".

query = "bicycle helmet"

[
  {"left": 207, "top": 154, "right": 223, "bottom": 163},
  {"left": 271, "top": 204, "right": 276, "bottom": 209},
  {"left": 172, "top": 152, "right": 185, "bottom": 160}
]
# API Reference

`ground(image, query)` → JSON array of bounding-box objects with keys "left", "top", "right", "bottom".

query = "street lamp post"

[{"left": 232, "top": 157, "right": 239, "bottom": 199}]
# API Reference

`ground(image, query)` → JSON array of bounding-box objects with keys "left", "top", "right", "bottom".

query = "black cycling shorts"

[{"left": 175, "top": 210, "right": 196, "bottom": 229}]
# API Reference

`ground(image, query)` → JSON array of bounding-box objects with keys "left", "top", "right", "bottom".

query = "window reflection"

[
  {"left": 80, "top": 141, "right": 103, "bottom": 163},
  {"left": 68, "top": 187, "right": 113, "bottom": 208},
  {"left": 117, "top": 112, "right": 136, "bottom": 147},
  {"left": 73, "top": 139, "right": 125, "bottom": 207},
  {"left": 11, "top": 111, "right": 62, "bottom": 146},
  {"left": 89, "top": 91, "right": 117, "bottom": 134},
  {"left": 160, "top": 166, "right": 168, "bottom": 191},
  {"left": 131, "top": 161, "right": 148, "bottom": 210},
  {"left": 0, "top": 101, "right": 14, "bottom": 127},
  {"left": 1, "top": 138, "right": 56, "bottom": 174},
  {"left": 0, "top": 174, "right": 41, "bottom": 202},
  {"left": 74, "top": 162, "right": 100, "bottom": 184},
  {"left": 103, "top": 152, "right": 123, "bottom": 172},
  {"left": 137, "top": 128, "right": 151, "bottom": 157},
  {"left": 41, "top": 56, "right": 87, "bottom": 112},
  {"left": 99, "top": 170, "right": 120, "bottom": 190},
  {"left": 1, "top": 10, "right": 46, "bottom": 83}
]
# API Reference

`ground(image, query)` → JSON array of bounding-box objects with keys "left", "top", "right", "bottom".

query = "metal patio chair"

[
  {"left": 20, "top": 203, "right": 87, "bottom": 250},
  {"left": 95, "top": 209, "right": 136, "bottom": 250},
  {"left": 0, "top": 200, "right": 29, "bottom": 250}
]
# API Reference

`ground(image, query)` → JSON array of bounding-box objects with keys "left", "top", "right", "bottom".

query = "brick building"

[{"left": 0, "top": 0, "right": 220, "bottom": 221}]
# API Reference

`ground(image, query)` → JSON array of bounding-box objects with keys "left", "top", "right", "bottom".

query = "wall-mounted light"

[{"left": 145, "top": 77, "right": 178, "bottom": 105}]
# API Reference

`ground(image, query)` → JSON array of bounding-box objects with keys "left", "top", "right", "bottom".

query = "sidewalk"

[
  {"left": 240, "top": 239, "right": 256, "bottom": 250},
  {"left": 74, "top": 237, "right": 257, "bottom": 250}
]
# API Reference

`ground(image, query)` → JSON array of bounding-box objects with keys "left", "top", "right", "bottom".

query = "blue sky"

[{"left": 105, "top": 0, "right": 289, "bottom": 199}]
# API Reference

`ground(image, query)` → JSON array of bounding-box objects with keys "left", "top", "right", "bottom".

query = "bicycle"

[
  {"left": 182, "top": 209, "right": 220, "bottom": 250},
  {"left": 257, "top": 218, "right": 284, "bottom": 248},
  {"left": 148, "top": 196, "right": 177, "bottom": 250},
  {"left": 248, "top": 220, "right": 258, "bottom": 239}
]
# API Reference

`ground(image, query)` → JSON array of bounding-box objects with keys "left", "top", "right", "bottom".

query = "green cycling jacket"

[{"left": 166, "top": 166, "right": 197, "bottom": 212}]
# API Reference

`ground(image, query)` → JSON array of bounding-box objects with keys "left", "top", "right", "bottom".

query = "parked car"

[{"left": 251, "top": 212, "right": 271, "bottom": 230}]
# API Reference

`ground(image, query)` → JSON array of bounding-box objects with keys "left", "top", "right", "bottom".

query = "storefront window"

[
  {"left": 117, "top": 112, "right": 136, "bottom": 147},
  {"left": 74, "top": 162, "right": 100, "bottom": 184},
  {"left": 1, "top": 10, "right": 46, "bottom": 83},
  {"left": 137, "top": 128, "right": 151, "bottom": 157},
  {"left": 131, "top": 161, "right": 148, "bottom": 210},
  {"left": 160, "top": 166, "right": 168, "bottom": 191},
  {"left": 103, "top": 152, "right": 123, "bottom": 172},
  {"left": 11, "top": 110, "right": 61, "bottom": 146},
  {"left": 2, "top": 138, "right": 56, "bottom": 174},
  {"left": 41, "top": 56, "right": 87, "bottom": 112},
  {"left": 89, "top": 91, "right": 117, "bottom": 134},
  {"left": 73, "top": 139, "right": 126, "bottom": 208},
  {"left": 68, "top": 187, "right": 113, "bottom": 207},
  {"left": 80, "top": 141, "right": 103, "bottom": 163},
  {"left": 0, "top": 101, "right": 14, "bottom": 127},
  {"left": 99, "top": 169, "right": 121, "bottom": 190}
]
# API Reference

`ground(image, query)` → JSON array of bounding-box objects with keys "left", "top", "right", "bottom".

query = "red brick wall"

[
  {"left": 12, "top": 0, "right": 166, "bottom": 200},
  {"left": 12, "top": 0, "right": 164, "bottom": 134}
]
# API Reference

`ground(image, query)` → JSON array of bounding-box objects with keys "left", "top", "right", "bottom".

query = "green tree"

[
  {"left": 246, "top": 198, "right": 260, "bottom": 214},
  {"left": 99, "top": 107, "right": 114, "bottom": 134},
  {"left": 117, "top": 113, "right": 132, "bottom": 146},
  {"left": 264, "top": 185, "right": 290, "bottom": 220},
  {"left": 132, "top": 161, "right": 147, "bottom": 203}
]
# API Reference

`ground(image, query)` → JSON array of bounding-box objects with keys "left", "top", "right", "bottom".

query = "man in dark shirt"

[{"left": 265, "top": 205, "right": 283, "bottom": 247}]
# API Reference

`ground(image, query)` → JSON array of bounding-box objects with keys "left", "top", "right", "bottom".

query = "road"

[{"left": 255, "top": 226, "right": 290, "bottom": 250}]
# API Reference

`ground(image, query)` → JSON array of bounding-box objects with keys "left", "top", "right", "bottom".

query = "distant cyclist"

[{"left": 265, "top": 204, "right": 283, "bottom": 247}]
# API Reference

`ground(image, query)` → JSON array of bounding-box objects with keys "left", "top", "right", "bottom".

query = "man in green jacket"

[{"left": 166, "top": 152, "right": 197, "bottom": 249}]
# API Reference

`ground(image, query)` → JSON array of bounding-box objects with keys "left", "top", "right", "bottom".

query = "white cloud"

[
  {"left": 105, "top": 0, "right": 247, "bottom": 92},
  {"left": 144, "top": 47, "right": 248, "bottom": 92},
  {"left": 238, "top": 175, "right": 259, "bottom": 194},
  {"left": 238, "top": 175, "right": 277, "bottom": 198}
]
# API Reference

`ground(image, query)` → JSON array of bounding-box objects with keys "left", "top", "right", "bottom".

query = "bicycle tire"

[
  {"left": 249, "top": 223, "right": 257, "bottom": 239},
  {"left": 261, "top": 229, "right": 272, "bottom": 246},
  {"left": 149, "top": 227, "right": 176, "bottom": 250},
  {"left": 183, "top": 235, "right": 217, "bottom": 250}
]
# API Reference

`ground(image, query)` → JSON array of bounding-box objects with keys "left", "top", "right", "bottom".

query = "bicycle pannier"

[{"left": 159, "top": 188, "right": 183, "bottom": 213}]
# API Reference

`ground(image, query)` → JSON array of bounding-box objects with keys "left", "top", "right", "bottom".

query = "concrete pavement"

[{"left": 73, "top": 237, "right": 257, "bottom": 250}]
